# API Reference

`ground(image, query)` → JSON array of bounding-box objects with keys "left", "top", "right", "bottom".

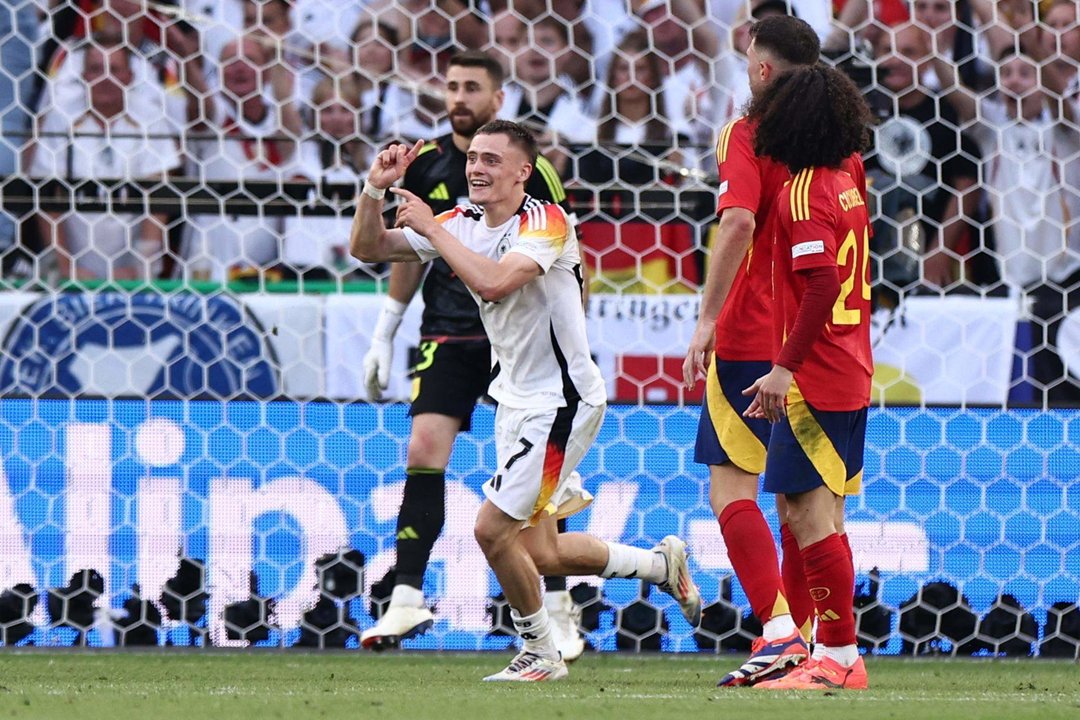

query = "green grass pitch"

[{"left": 0, "top": 653, "right": 1076, "bottom": 720}]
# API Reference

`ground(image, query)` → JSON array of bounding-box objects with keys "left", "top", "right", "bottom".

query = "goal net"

[{"left": 0, "top": 0, "right": 1076, "bottom": 656}]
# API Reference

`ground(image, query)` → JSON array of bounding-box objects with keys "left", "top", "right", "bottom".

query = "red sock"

[
  {"left": 719, "top": 500, "right": 789, "bottom": 625},
  {"left": 780, "top": 523, "right": 813, "bottom": 638},
  {"left": 801, "top": 533, "right": 856, "bottom": 647}
]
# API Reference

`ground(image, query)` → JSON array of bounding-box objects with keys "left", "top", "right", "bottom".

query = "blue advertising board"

[{"left": 0, "top": 399, "right": 1075, "bottom": 651}]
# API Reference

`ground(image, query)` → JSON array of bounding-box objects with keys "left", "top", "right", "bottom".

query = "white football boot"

[
  {"left": 652, "top": 535, "right": 703, "bottom": 627},
  {"left": 483, "top": 650, "right": 569, "bottom": 682},
  {"left": 360, "top": 585, "right": 434, "bottom": 651}
]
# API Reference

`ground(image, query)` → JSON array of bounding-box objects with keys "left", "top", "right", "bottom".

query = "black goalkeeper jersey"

[{"left": 401, "top": 133, "right": 572, "bottom": 340}]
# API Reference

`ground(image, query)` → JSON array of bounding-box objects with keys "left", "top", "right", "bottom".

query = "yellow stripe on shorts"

[
  {"left": 706, "top": 361, "right": 766, "bottom": 475},
  {"left": 786, "top": 399, "right": 847, "bottom": 496},
  {"left": 845, "top": 469, "right": 863, "bottom": 496}
]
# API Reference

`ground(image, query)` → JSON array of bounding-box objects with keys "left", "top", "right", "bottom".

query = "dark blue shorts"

[
  {"left": 763, "top": 398, "right": 867, "bottom": 497},
  {"left": 694, "top": 359, "right": 772, "bottom": 475}
]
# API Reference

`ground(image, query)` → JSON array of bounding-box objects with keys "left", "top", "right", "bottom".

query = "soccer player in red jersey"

[
  {"left": 741, "top": 63, "right": 875, "bottom": 691},
  {"left": 683, "top": 16, "right": 822, "bottom": 686}
]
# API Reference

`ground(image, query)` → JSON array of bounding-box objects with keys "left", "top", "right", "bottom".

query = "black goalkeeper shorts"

[{"left": 408, "top": 339, "right": 491, "bottom": 432}]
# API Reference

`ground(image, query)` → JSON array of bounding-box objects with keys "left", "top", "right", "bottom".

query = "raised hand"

[
  {"left": 389, "top": 187, "right": 437, "bottom": 235},
  {"left": 367, "top": 140, "right": 425, "bottom": 191}
]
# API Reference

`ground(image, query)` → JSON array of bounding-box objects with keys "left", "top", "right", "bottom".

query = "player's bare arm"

[
  {"left": 683, "top": 207, "right": 756, "bottom": 390},
  {"left": 391, "top": 187, "right": 542, "bottom": 302},
  {"left": 349, "top": 140, "right": 427, "bottom": 263}
]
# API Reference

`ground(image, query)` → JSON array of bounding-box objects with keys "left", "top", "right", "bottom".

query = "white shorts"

[{"left": 482, "top": 400, "right": 605, "bottom": 526}]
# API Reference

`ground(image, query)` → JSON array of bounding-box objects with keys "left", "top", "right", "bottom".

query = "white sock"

[
  {"left": 511, "top": 606, "right": 559, "bottom": 660},
  {"left": 601, "top": 542, "right": 667, "bottom": 583},
  {"left": 543, "top": 590, "right": 571, "bottom": 611},
  {"left": 818, "top": 644, "right": 859, "bottom": 667},
  {"left": 389, "top": 584, "right": 425, "bottom": 609},
  {"left": 762, "top": 614, "right": 798, "bottom": 642}
]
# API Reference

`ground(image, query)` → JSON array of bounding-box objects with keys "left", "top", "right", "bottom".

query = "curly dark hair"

[
  {"left": 748, "top": 64, "right": 872, "bottom": 172},
  {"left": 475, "top": 120, "right": 539, "bottom": 166}
]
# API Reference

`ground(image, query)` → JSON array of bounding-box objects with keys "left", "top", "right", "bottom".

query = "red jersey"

[
  {"left": 712, "top": 119, "right": 869, "bottom": 363},
  {"left": 773, "top": 165, "right": 874, "bottom": 411},
  {"left": 713, "top": 118, "right": 791, "bottom": 361}
]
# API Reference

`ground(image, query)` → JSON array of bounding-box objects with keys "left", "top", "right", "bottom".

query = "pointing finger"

[
  {"left": 406, "top": 139, "right": 425, "bottom": 161},
  {"left": 389, "top": 187, "right": 420, "bottom": 202}
]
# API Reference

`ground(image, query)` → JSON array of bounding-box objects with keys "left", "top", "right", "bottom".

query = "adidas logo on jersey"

[{"left": 428, "top": 183, "right": 450, "bottom": 201}]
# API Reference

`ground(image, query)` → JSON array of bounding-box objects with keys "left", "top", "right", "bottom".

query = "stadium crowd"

[{"left": 1, "top": 0, "right": 1079, "bottom": 398}]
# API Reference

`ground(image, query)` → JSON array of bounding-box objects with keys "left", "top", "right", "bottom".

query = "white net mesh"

[{"left": 0, "top": 0, "right": 1077, "bottom": 655}]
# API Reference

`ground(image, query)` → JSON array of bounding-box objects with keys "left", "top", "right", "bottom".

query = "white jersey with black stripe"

[{"left": 403, "top": 195, "right": 606, "bottom": 409}]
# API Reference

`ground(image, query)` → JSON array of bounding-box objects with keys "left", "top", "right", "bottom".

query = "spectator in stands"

[
  {"left": 282, "top": 76, "right": 381, "bottom": 283},
  {"left": 575, "top": 31, "right": 699, "bottom": 293},
  {"left": 241, "top": 0, "right": 353, "bottom": 106},
  {"left": 912, "top": 0, "right": 992, "bottom": 90},
  {"left": 37, "top": 0, "right": 209, "bottom": 132},
  {"left": 1037, "top": 0, "right": 1080, "bottom": 100},
  {"left": 349, "top": 16, "right": 446, "bottom": 144},
  {"left": 31, "top": 43, "right": 179, "bottom": 281},
  {"left": 184, "top": 35, "right": 306, "bottom": 281},
  {"left": 626, "top": 0, "right": 720, "bottom": 146},
  {"left": 241, "top": 0, "right": 330, "bottom": 108},
  {"left": 363, "top": 0, "right": 486, "bottom": 79},
  {"left": 824, "top": 0, "right": 910, "bottom": 52},
  {"left": 935, "top": 5, "right": 1080, "bottom": 402},
  {"left": 827, "top": 0, "right": 991, "bottom": 88},
  {"left": 868, "top": 24, "right": 984, "bottom": 291},
  {"left": 487, "top": 0, "right": 596, "bottom": 91},
  {"left": 243, "top": 0, "right": 292, "bottom": 40},
  {"left": 292, "top": 0, "right": 365, "bottom": 65},
  {"left": 491, "top": 9, "right": 530, "bottom": 79},
  {"left": 579, "top": 30, "right": 681, "bottom": 184},
  {"left": 191, "top": 0, "right": 339, "bottom": 100},
  {"left": 0, "top": 0, "right": 34, "bottom": 272},
  {"left": 506, "top": 15, "right": 594, "bottom": 144},
  {"left": 717, "top": 0, "right": 836, "bottom": 40},
  {"left": 584, "top": 0, "right": 730, "bottom": 81},
  {"left": 914, "top": 0, "right": 957, "bottom": 47},
  {"left": 595, "top": 31, "right": 671, "bottom": 146}
]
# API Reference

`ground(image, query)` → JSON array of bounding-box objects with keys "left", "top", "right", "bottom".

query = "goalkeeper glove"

[{"left": 363, "top": 297, "right": 407, "bottom": 400}]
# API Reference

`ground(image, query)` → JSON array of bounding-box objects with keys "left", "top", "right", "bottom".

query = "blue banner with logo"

[
  {"left": 0, "top": 399, "right": 1075, "bottom": 652},
  {"left": 0, "top": 293, "right": 280, "bottom": 398}
]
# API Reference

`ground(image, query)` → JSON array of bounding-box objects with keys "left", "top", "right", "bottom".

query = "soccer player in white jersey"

[{"left": 350, "top": 120, "right": 702, "bottom": 682}]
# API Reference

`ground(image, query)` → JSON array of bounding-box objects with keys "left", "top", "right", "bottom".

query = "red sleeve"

[
  {"left": 776, "top": 265, "right": 841, "bottom": 372},
  {"left": 715, "top": 119, "right": 762, "bottom": 215},
  {"left": 786, "top": 171, "right": 839, "bottom": 271}
]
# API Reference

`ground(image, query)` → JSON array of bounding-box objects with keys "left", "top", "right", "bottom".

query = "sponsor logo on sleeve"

[{"left": 792, "top": 240, "right": 825, "bottom": 259}]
